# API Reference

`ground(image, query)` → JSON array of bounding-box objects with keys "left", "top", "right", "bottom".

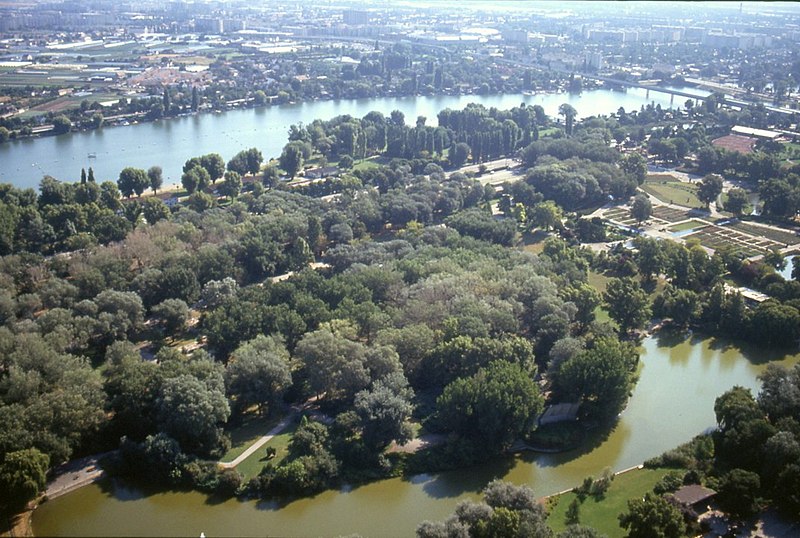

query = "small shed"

[
  {"left": 538, "top": 402, "right": 581, "bottom": 426},
  {"left": 671, "top": 484, "right": 717, "bottom": 512}
]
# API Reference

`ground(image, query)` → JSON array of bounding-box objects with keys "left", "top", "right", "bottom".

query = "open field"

[
  {"left": 547, "top": 468, "right": 671, "bottom": 537},
  {"left": 234, "top": 420, "right": 298, "bottom": 480},
  {"left": 221, "top": 413, "right": 284, "bottom": 463},
  {"left": 641, "top": 174, "right": 703, "bottom": 209}
]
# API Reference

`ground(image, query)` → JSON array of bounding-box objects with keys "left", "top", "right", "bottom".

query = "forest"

[{"left": 1, "top": 95, "right": 799, "bottom": 534}]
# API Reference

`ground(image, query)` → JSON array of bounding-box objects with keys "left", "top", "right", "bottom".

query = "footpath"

[{"left": 44, "top": 452, "right": 112, "bottom": 500}]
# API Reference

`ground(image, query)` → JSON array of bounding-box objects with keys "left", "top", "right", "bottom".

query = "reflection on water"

[{"left": 33, "top": 334, "right": 799, "bottom": 537}]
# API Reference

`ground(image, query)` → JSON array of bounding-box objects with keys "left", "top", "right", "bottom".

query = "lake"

[
  {"left": 32, "top": 332, "right": 798, "bottom": 537},
  {"left": 0, "top": 86, "right": 698, "bottom": 190}
]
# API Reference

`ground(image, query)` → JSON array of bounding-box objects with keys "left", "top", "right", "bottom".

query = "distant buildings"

[{"left": 343, "top": 10, "right": 370, "bottom": 26}]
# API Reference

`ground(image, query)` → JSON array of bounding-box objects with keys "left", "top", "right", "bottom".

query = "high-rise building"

[{"left": 343, "top": 9, "right": 369, "bottom": 25}]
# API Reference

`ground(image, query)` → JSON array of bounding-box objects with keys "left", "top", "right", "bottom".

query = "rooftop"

[{"left": 671, "top": 484, "right": 717, "bottom": 506}]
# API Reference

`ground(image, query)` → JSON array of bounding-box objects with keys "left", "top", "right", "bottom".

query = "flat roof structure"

[
  {"left": 671, "top": 484, "right": 717, "bottom": 507},
  {"left": 731, "top": 125, "right": 781, "bottom": 140}
]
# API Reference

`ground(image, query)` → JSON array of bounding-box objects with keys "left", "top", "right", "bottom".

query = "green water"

[{"left": 32, "top": 333, "right": 798, "bottom": 537}]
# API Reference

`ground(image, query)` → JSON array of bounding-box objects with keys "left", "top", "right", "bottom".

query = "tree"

[
  {"left": 219, "top": 171, "right": 242, "bottom": 200},
  {"left": 279, "top": 143, "right": 304, "bottom": 179},
  {"left": 618, "top": 493, "right": 685, "bottom": 538},
  {"left": 633, "top": 236, "right": 667, "bottom": 282},
  {"left": 117, "top": 167, "right": 150, "bottom": 198},
  {"left": 630, "top": 194, "right": 652, "bottom": 225},
  {"left": 758, "top": 364, "right": 800, "bottom": 422},
  {"left": 354, "top": 371, "right": 414, "bottom": 449},
  {"left": 604, "top": 277, "right": 651, "bottom": 335},
  {"left": 52, "top": 115, "right": 72, "bottom": 135},
  {"left": 99, "top": 181, "right": 122, "bottom": 210},
  {"left": 553, "top": 338, "right": 638, "bottom": 420},
  {"left": 182, "top": 165, "right": 211, "bottom": 194},
  {"left": 697, "top": 174, "right": 723, "bottom": 209},
  {"left": 142, "top": 197, "right": 171, "bottom": 225},
  {"left": 565, "top": 498, "right": 581, "bottom": 525},
  {"left": 157, "top": 373, "right": 230, "bottom": 457},
  {"left": 557, "top": 525, "right": 604, "bottom": 538},
  {"left": 714, "top": 386, "right": 764, "bottom": 431},
  {"left": 339, "top": 155, "right": 354, "bottom": 169},
  {"left": 718, "top": 469, "right": 761, "bottom": 517},
  {"left": 559, "top": 103, "right": 578, "bottom": 136},
  {"left": 417, "top": 480, "right": 550, "bottom": 538},
  {"left": 147, "top": 166, "right": 163, "bottom": 194},
  {"left": 200, "top": 153, "right": 226, "bottom": 183},
  {"left": 724, "top": 187, "right": 750, "bottom": 216},
  {"left": 191, "top": 86, "right": 200, "bottom": 111},
  {"left": 435, "top": 360, "right": 543, "bottom": 451},
  {"left": 562, "top": 283, "right": 601, "bottom": 329},
  {"left": 225, "top": 335, "right": 292, "bottom": 416},
  {"left": 162, "top": 88, "right": 171, "bottom": 115},
  {"left": 294, "top": 329, "right": 370, "bottom": 402},
  {"left": 262, "top": 165, "right": 280, "bottom": 188},
  {"left": 227, "top": 148, "right": 263, "bottom": 176},
  {"left": 151, "top": 298, "right": 189, "bottom": 335},
  {"left": 450, "top": 142, "right": 471, "bottom": 168},
  {"left": 0, "top": 448, "right": 50, "bottom": 510},
  {"left": 531, "top": 201, "right": 563, "bottom": 231},
  {"left": 621, "top": 153, "right": 648, "bottom": 184}
]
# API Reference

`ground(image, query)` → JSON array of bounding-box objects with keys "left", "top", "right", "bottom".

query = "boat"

[{"left": 88, "top": 153, "right": 97, "bottom": 159}]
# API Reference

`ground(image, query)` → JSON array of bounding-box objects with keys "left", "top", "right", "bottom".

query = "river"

[
  {"left": 32, "top": 332, "right": 798, "bottom": 537},
  {"left": 0, "top": 86, "right": 699, "bottom": 190}
]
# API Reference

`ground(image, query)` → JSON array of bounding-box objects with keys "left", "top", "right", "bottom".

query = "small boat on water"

[{"left": 87, "top": 153, "right": 97, "bottom": 159}]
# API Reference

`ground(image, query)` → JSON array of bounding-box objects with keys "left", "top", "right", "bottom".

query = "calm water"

[
  {"left": 0, "top": 87, "right": 687, "bottom": 189},
  {"left": 33, "top": 333, "right": 799, "bottom": 537}
]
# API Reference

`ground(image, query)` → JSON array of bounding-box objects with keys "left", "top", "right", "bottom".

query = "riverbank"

[
  {"left": 31, "top": 334, "right": 799, "bottom": 537},
  {"left": 0, "top": 86, "right": 684, "bottom": 189},
  {"left": 544, "top": 465, "right": 667, "bottom": 537}
]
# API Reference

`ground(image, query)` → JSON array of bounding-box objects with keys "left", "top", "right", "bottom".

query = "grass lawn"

[
  {"left": 547, "top": 468, "right": 671, "bottom": 537},
  {"left": 222, "top": 413, "right": 284, "bottom": 463},
  {"left": 587, "top": 270, "right": 614, "bottom": 325},
  {"left": 234, "top": 419, "right": 298, "bottom": 480},
  {"left": 641, "top": 176, "right": 703, "bottom": 209},
  {"left": 587, "top": 271, "right": 612, "bottom": 294},
  {"left": 518, "top": 229, "right": 550, "bottom": 254},
  {"left": 352, "top": 158, "right": 382, "bottom": 172}
]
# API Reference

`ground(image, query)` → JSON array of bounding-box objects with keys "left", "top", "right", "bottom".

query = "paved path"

[
  {"left": 218, "top": 412, "right": 297, "bottom": 469},
  {"left": 45, "top": 452, "right": 112, "bottom": 500}
]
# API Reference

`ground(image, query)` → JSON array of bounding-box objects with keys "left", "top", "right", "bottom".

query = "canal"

[{"left": 32, "top": 333, "right": 798, "bottom": 537}]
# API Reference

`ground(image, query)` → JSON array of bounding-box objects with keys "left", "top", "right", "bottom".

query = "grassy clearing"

[
  {"left": 222, "top": 413, "right": 284, "bottom": 462},
  {"left": 588, "top": 270, "right": 614, "bottom": 325},
  {"left": 587, "top": 271, "right": 612, "bottom": 294},
  {"left": 234, "top": 419, "right": 298, "bottom": 480},
  {"left": 518, "top": 229, "right": 550, "bottom": 254},
  {"left": 352, "top": 158, "right": 382, "bottom": 172},
  {"left": 547, "top": 467, "right": 671, "bottom": 537},
  {"left": 641, "top": 177, "right": 703, "bottom": 209}
]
